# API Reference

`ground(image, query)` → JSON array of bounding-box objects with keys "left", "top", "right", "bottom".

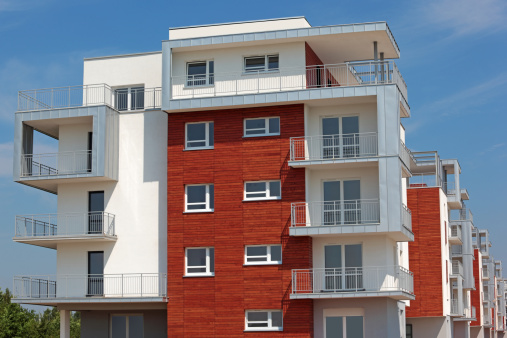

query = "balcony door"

[
  {"left": 322, "top": 116, "right": 359, "bottom": 159},
  {"left": 323, "top": 180, "right": 361, "bottom": 225},
  {"left": 88, "top": 251, "right": 104, "bottom": 296},
  {"left": 324, "top": 244, "right": 363, "bottom": 292},
  {"left": 88, "top": 191, "right": 104, "bottom": 234},
  {"left": 325, "top": 315, "right": 364, "bottom": 338}
]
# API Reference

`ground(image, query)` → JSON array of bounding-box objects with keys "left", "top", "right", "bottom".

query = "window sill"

[
  {"left": 243, "top": 133, "right": 280, "bottom": 138},
  {"left": 243, "top": 198, "right": 281, "bottom": 202},
  {"left": 183, "top": 210, "right": 214, "bottom": 214},
  {"left": 243, "top": 263, "right": 282, "bottom": 266},
  {"left": 244, "top": 328, "right": 283, "bottom": 332},
  {"left": 183, "top": 274, "right": 215, "bottom": 278},
  {"left": 183, "top": 147, "right": 214, "bottom": 151}
]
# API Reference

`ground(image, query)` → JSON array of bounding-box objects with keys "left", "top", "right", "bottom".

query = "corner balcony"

[
  {"left": 451, "top": 245, "right": 463, "bottom": 257},
  {"left": 168, "top": 61, "right": 409, "bottom": 115},
  {"left": 290, "top": 266, "right": 414, "bottom": 300},
  {"left": 14, "top": 212, "right": 116, "bottom": 249},
  {"left": 451, "top": 260, "right": 464, "bottom": 278},
  {"left": 449, "top": 224, "right": 463, "bottom": 245},
  {"left": 451, "top": 299, "right": 464, "bottom": 317},
  {"left": 13, "top": 273, "right": 167, "bottom": 306}
]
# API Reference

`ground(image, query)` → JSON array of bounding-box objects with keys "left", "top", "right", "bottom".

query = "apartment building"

[{"left": 12, "top": 52, "right": 168, "bottom": 337}]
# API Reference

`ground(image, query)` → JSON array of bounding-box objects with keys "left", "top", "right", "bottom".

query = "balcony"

[
  {"left": 402, "top": 204, "right": 412, "bottom": 232},
  {"left": 13, "top": 273, "right": 167, "bottom": 305},
  {"left": 21, "top": 151, "right": 91, "bottom": 178},
  {"left": 170, "top": 60, "right": 407, "bottom": 102},
  {"left": 484, "top": 313, "right": 493, "bottom": 327},
  {"left": 289, "top": 132, "right": 378, "bottom": 166},
  {"left": 400, "top": 140, "right": 415, "bottom": 176},
  {"left": 451, "top": 245, "right": 463, "bottom": 257},
  {"left": 290, "top": 266, "right": 414, "bottom": 300},
  {"left": 451, "top": 260, "right": 464, "bottom": 277},
  {"left": 451, "top": 299, "right": 463, "bottom": 316},
  {"left": 449, "top": 224, "right": 463, "bottom": 244},
  {"left": 483, "top": 267, "right": 490, "bottom": 280},
  {"left": 14, "top": 212, "right": 116, "bottom": 249}
]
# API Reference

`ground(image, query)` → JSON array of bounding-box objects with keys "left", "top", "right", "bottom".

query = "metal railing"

[
  {"left": 17, "top": 84, "right": 162, "bottom": 112},
  {"left": 291, "top": 199, "right": 380, "bottom": 227},
  {"left": 402, "top": 204, "right": 412, "bottom": 231},
  {"left": 484, "top": 313, "right": 492, "bottom": 325},
  {"left": 21, "top": 151, "right": 91, "bottom": 177},
  {"left": 451, "top": 245, "right": 463, "bottom": 256},
  {"left": 452, "top": 260, "right": 464, "bottom": 276},
  {"left": 13, "top": 273, "right": 167, "bottom": 299},
  {"left": 15, "top": 212, "right": 115, "bottom": 238},
  {"left": 290, "top": 133, "right": 378, "bottom": 161},
  {"left": 451, "top": 299, "right": 460, "bottom": 315},
  {"left": 450, "top": 224, "right": 462, "bottom": 242},
  {"left": 443, "top": 182, "right": 456, "bottom": 196},
  {"left": 291, "top": 266, "right": 414, "bottom": 295},
  {"left": 409, "top": 173, "right": 441, "bottom": 188},
  {"left": 399, "top": 140, "right": 415, "bottom": 170},
  {"left": 483, "top": 268, "right": 490, "bottom": 279},
  {"left": 171, "top": 61, "right": 407, "bottom": 100}
]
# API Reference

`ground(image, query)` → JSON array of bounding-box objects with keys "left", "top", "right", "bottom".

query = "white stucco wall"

[
  {"left": 58, "top": 122, "right": 92, "bottom": 153},
  {"left": 406, "top": 316, "right": 453, "bottom": 338}
]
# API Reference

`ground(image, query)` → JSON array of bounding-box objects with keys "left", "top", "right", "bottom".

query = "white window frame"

[
  {"left": 110, "top": 313, "right": 144, "bottom": 338},
  {"left": 185, "top": 247, "right": 214, "bottom": 277},
  {"left": 244, "top": 180, "right": 281, "bottom": 201},
  {"left": 244, "top": 55, "right": 279, "bottom": 73},
  {"left": 244, "top": 245, "right": 282, "bottom": 265},
  {"left": 245, "top": 310, "right": 283, "bottom": 331},
  {"left": 114, "top": 86, "right": 145, "bottom": 111},
  {"left": 243, "top": 117, "right": 280, "bottom": 137},
  {"left": 186, "top": 60, "right": 214, "bottom": 87},
  {"left": 185, "top": 184, "right": 214, "bottom": 212},
  {"left": 185, "top": 122, "right": 214, "bottom": 150}
]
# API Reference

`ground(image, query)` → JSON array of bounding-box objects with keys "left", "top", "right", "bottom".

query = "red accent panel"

[
  {"left": 406, "top": 188, "right": 444, "bottom": 317},
  {"left": 167, "top": 104, "right": 313, "bottom": 337},
  {"left": 305, "top": 42, "right": 339, "bottom": 88},
  {"left": 470, "top": 248, "right": 483, "bottom": 327}
]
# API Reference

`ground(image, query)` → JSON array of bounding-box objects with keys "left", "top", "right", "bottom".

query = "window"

[
  {"left": 244, "top": 117, "right": 280, "bottom": 137},
  {"left": 111, "top": 315, "right": 143, "bottom": 338},
  {"left": 324, "top": 244, "right": 362, "bottom": 291},
  {"left": 244, "top": 181, "right": 281, "bottom": 201},
  {"left": 187, "top": 60, "right": 214, "bottom": 86},
  {"left": 185, "top": 122, "right": 214, "bottom": 150},
  {"left": 406, "top": 324, "right": 413, "bottom": 338},
  {"left": 114, "top": 86, "right": 145, "bottom": 111},
  {"left": 185, "top": 184, "right": 214, "bottom": 212},
  {"left": 245, "top": 245, "right": 282, "bottom": 265},
  {"left": 244, "top": 55, "right": 279, "bottom": 73},
  {"left": 185, "top": 247, "right": 214, "bottom": 276},
  {"left": 245, "top": 310, "right": 282, "bottom": 331},
  {"left": 325, "top": 316, "right": 363, "bottom": 338}
]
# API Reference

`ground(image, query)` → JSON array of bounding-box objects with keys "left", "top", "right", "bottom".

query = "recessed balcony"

[
  {"left": 21, "top": 151, "right": 91, "bottom": 178},
  {"left": 12, "top": 273, "right": 167, "bottom": 305},
  {"left": 290, "top": 266, "right": 414, "bottom": 300},
  {"left": 451, "top": 245, "right": 463, "bottom": 257},
  {"left": 14, "top": 212, "right": 116, "bottom": 249},
  {"left": 450, "top": 299, "right": 464, "bottom": 317},
  {"left": 449, "top": 224, "right": 463, "bottom": 244},
  {"left": 451, "top": 260, "right": 464, "bottom": 278}
]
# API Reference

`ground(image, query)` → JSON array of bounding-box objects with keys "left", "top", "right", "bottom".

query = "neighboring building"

[{"left": 162, "top": 17, "right": 414, "bottom": 338}]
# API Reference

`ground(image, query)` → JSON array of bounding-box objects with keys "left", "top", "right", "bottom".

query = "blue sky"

[{"left": 0, "top": 0, "right": 506, "bottom": 300}]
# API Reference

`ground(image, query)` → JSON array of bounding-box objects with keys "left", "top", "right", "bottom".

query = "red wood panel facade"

[
  {"left": 167, "top": 104, "right": 313, "bottom": 337},
  {"left": 406, "top": 187, "right": 444, "bottom": 317},
  {"left": 471, "top": 248, "right": 483, "bottom": 327}
]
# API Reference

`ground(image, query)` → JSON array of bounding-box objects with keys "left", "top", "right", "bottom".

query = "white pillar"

[{"left": 60, "top": 309, "right": 71, "bottom": 338}]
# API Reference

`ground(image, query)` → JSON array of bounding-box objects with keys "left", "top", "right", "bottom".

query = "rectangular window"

[
  {"left": 244, "top": 55, "right": 279, "bottom": 73},
  {"left": 244, "top": 181, "right": 281, "bottom": 201},
  {"left": 245, "top": 245, "right": 282, "bottom": 265},
  {"left": 111, "top": 315, "right": 143, "bottom": 338},
  {"left": 185, "top": 247, "right": 214, "bottom": 276},
  {"left": 114, "top": 86, "right": 145, "bottom": 111},
  {"left": 245, "top": 310, "right": 282, "bottom": 331},
  {"left": 244, "top": 117, "right": 280, "bottom": 137},
  {"left": 185, "top": 184, "right": 214, "bottom": 212},
  {"left": 325, "top": 316, "right": 364, "bottom": 338},
  {"left": 185, "top": 122, "right": 214, "bottom": 150},
  {"left": 406, "top": 324, "right": 413, "bottom": 338},
  {"left": 187, "top": 60, "right": 214, "bottom": 86}
]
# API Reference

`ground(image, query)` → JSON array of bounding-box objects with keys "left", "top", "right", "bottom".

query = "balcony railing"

[
  {"left": 451, "top": 299, "right": 460, "bottom": 315},
  {"left": 291, "top": 266, "right": 414, "bottom": 296},
  {"left": 451, "top": 245, "right": 463, "bottom": 256},
  {"left": 290, "top": 133, "right": 378, "bottom": 162},
  {"left": 21, "top": 151, "right": 91, "bottom": 177},
  {"left": 484, "top": 313, "right": 492, "bottom": 326},
  {"left": 483, "top": 268, "right": 490, "bottom": 279},
  {"left": 13, "top": 274, "right": 167, "bottom": 299},
  {"left": 443, "top": 181, "right": 456, "bottom": 196},
  {"left": 399, "top": 140, "right": 415, "bottom": 170},
  {"left": 17, "top": 84, "right": 162, "bottom": 112},
  {"left": 171, "top": 61, "right": 407, "bottom": 100},
  {"left": 291, "top": 199, "right": 380, "bottom": 227},
  {"left": 15, "top": 212, "right": 115, "bottom": 238},
  {"left": 450, "top": 224, "right": 462, "bottom": 242},
  {"left": 452, "top": 260, "right": 464, "bottom": 276},
  {"left": 402, "top": 204, "right": 412, "bottom": 231}
]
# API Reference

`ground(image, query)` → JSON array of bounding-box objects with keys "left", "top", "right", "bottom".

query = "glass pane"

[
  {"left": 345, "top": 244, "right": 362, "bottom": 267},
  {"left": 209, "top": 184, "right": 214, "bottom": 210},
  {"left": 208, "top": 122, "right": 214, "bottom": 146},
  {"left": 129, "top": 316, "right": 144, "bottom": 338},
  {"left": 187, "top": 248, "right": 206, "bottom": 267},
  {"left": 324, "top": 181, "right": 341, "bottom": 201},
  {"left": 247, "top": 246, "right": 267, "bottom": 256},
  {"left": 112, "top": 316, "right": 127, "bottom": 338},
  {"left": 115, "top": 89, "right": 128, "bottom": 111},
  {"left": 268, "top": 55, "right": 279, "bottom": 70},
  {"left": 269, "top": 181, "right": 281, "bottom": 197},
  {"left": 342, "top": 116, "right": 359, "bottom": 135},
  {"left": 325, "top": 245, "right": 342, "bottom": 268},
  {"left": 322, "top": 118, "right": 339, "bottom": 136},
  {"left": 187, "top": 267, "right": 206, "bottom": 273},
  {"left": 245, "top": 57, "right": 265, "bottom": 71},
  {"left": 271, "top": 311, "right": 283, "bottom": 327},
  {"left": 246, "top": 119, "right": 265, "bottom": 131},
  {"left": 326, "top": 316, "right": 343, "bottom": 338},
  {"left": 188, "top": 62, "right": 207, "bottom": 76},
  {"left": 346, "top": 316, "right": 363, "bottom": 338},
  {"left": 187, "top": 123, "right": 206, "bottom": 142},
  {"left": 131, "top": 87, "right": 144, "bottom": 110},
  {"left": 246, "top": 182, "right": 266, "bottom": 193},
  {"left": 246, "top": 193, "right": 267, "bottom": 198},
  {"left": 271, "top": 245, "right": 282, "bottom": 262},
  {"left": 187, "top": 204, "right": 205, "bottom": 210},
  {"left": 247, "top": 257, "right": 268, "bottom": 262},
  {"left": 343, "top": 180, "right": 360, "bottom": 200},
  {"left": 89, "top": 191, "right": 104, "bottom": 213},
  {"left": 208, "top": 61, "right": 214, "bottom": 85},
  {"left": 88, "top": 252, "right": 104, "bottom": 275},
  {"left": 187, "top": 185, "right": 206, "bottom": 203},
  {"left": 268, "top": 118, "right": 280, "bottom": 134},
  {"left": 248, "top": 312, "right": 268, "bottom": 322},
  {"left": 209, "top": 248, "right": 214, "bottom": 273}
]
